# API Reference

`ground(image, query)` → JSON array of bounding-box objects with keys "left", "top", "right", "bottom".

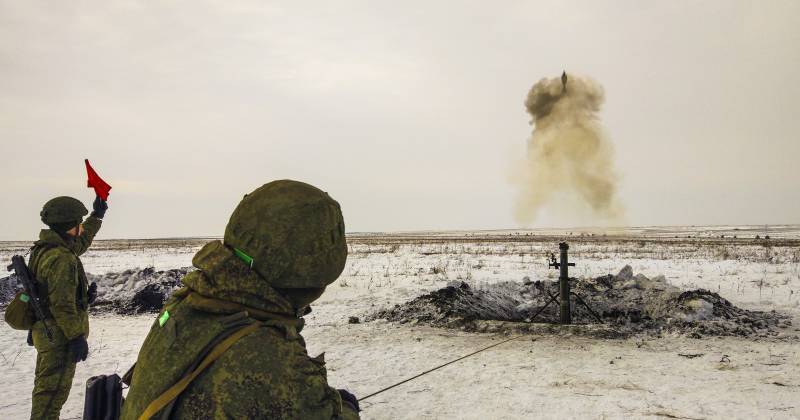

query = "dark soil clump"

[
  {"left": 89, "top": 267, "right": 190, "bottom": 314},
  {"left": 0, "top": 274, "right": 19, "bottom": 307}
]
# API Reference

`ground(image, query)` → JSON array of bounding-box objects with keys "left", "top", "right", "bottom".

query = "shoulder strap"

[
  {"left": 27, "top": 244, "right": 58, "bottom": 276},
  {"left": 28, "top": 243, "right": 47, "bottom": 266},
  {"left": 25, "top": 244, "right": 58, "bottom": 318},
  {"left": 138, "top": 321, "right": 262, "bottom": 420}
]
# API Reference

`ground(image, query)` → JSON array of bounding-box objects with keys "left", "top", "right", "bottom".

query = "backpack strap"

[
  {"left": 138, "top": 320, "right": 262, "bottom": 420},
  {"left": 27, "top": 243, "right": 56, "bottom": 277},
  {"left": 23, "top": 244, "right": 58, "bottom": 320}
]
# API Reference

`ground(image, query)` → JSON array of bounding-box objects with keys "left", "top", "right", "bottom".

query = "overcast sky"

[{"left": 1, "top": 1, "right": 798, "bottom": 240}]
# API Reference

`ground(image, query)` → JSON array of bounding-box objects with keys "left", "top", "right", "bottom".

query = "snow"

[
  {"left": 1, "top": 227, "right": 799, "bottom": 419},
  {"left": 0, "top": 314, "right": 152, "bottom": 419}
]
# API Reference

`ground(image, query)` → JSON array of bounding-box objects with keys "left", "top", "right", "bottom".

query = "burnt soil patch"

[{"left": 370, "top": 266, "right": 793, "bottom": 339}]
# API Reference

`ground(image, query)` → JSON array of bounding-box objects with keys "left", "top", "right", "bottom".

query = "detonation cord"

[{"left": 360, "top": 334, "right": 523, "bottom": 403}]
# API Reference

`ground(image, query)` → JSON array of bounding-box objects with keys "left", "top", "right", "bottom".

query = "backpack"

[{"left": 83, "top": 374, "right": 123, "bottom": 420}]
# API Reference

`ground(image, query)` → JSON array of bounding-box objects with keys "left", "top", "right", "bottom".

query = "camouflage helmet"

[
  {"left": 40, "top": 196, "right": 88, "bottom": 225},
  {"left": 224, "top": 180, "right": 347, "bottom": 288}
]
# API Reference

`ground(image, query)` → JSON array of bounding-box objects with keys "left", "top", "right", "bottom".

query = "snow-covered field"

[{"left": 2, "top": 226, "right": 799, "bottom": 419}]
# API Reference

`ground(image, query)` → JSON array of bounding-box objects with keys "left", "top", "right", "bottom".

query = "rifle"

[{"left": 7, "top": 255, "right": 54, "bottom": 342}]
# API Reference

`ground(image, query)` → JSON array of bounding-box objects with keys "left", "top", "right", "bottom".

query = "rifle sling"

[{"left": 138, "top": 321, "right": 262, "bottom": 420}]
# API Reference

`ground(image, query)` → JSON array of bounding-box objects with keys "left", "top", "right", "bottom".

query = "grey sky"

[{"left": 1, "top": 1, "right": 798, "bottom": 240}]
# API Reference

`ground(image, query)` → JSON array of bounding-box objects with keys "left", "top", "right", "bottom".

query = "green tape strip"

[
  {"left": 159, "top": 310, "right": 170, "bottom": 327},
  {"left": 233, "top": 248, "right": 254, "bottom": 267},
  {"left": 20, "top": 293, "right": 30, "bottom": 303}
]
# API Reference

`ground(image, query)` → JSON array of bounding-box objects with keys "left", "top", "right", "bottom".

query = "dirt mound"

[
  {"left": 1, "top": 267, "right": 191, "bottom": 313},
  {"left": 0, "top": 274, "right": 19, "bottom": 306},
  {"left": 371, "top": 266, "right": 793, "bottom": 338},
  {"left": 89, "top": 267, "right": 191, "bottom": 314}
]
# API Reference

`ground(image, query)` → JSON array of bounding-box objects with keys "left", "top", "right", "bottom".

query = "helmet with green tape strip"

[{"left": 223, "top": 180, "right": 347, "bottom": 288}]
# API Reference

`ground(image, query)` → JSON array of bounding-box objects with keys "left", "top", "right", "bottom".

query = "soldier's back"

[{"left": 122, "top": 292, "right": 347, "bottom": 420}]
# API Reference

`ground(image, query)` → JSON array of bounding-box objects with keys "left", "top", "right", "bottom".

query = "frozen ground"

[{"left": 1, "top": 226, "right": 799, "bottom": 419}]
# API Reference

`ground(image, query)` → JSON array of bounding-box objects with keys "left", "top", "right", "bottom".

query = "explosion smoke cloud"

[{"left": 513, "top": 74, "right": 624, "bottom": 225}]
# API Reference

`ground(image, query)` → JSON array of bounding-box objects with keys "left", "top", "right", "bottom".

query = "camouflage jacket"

[
  {"left": 121, "top": 240, "right": 359, "bottom": 420},
  {"left": 30, "top": 216, "right": 102, "bottom": 345}
]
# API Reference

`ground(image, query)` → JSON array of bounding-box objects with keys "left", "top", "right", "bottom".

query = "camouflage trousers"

[{"left": 31, "top": 345, "right": 76, "bottom": 420}]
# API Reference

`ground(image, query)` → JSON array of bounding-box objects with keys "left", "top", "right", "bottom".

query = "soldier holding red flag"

[{"left": 25, "top": 161, "right": 111, "bottom": 419}]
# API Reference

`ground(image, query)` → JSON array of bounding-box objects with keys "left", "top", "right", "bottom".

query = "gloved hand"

[
  {"left": 68, "top": 336, "right": 89, "bottom": 363},
  {"left": 90, "top": 195, "right": 108, "bottom": 219},
  {"left": 87, "top": 282, "right": 98, "bottom": 304},
  {"left": 338, "top": 389, "right": 360, "bottom": 412}
]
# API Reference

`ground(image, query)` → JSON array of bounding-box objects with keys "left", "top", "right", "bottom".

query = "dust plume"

[{"left": 512, "top": 74, "right": 624, "bottom": 225}]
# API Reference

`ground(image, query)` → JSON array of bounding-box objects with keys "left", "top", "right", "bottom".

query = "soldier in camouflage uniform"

[
  {"left": 122, "top": 180, "right": 360, "bottom": 420},
  {"left": 30, "top": 195, "right": 107, "bottom": 420}
]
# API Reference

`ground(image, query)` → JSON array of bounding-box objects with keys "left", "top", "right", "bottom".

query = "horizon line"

[{"left": 1, "top": 223, "right": 798, "bottom": 242}]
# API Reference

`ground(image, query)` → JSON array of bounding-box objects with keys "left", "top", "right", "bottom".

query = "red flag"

[{"left": 85, "top": 159, "right": 112, "bottom": 200}]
